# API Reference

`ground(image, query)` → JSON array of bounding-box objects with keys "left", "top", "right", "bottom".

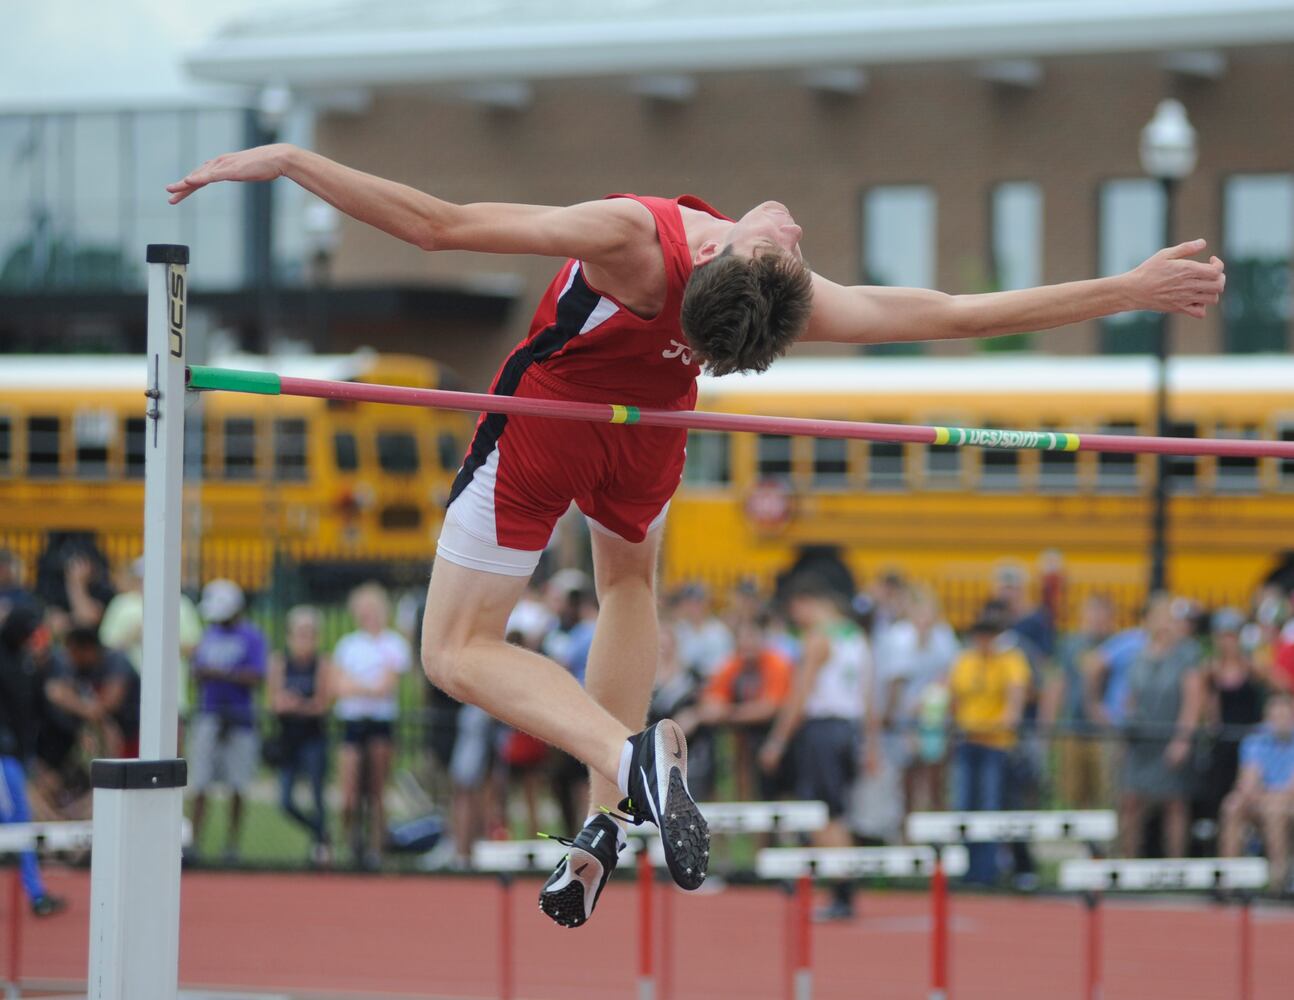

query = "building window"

[
  {"left": 0, "top": 108, "right": 250, "bottom": 295},
  {"left": 986, "top": 182, "right": 1042, "bottom": 352},
  {"left": 862, "top": 185, "right": 935, "bottom": 355},
  {"left": 377, "top": 431, "right": 419, "bottom": 473},
  {"left": 811, "top": 437, "right": 849, "bottom": 488},
  {"left": 683, "top": 431, "right": 730, "bottom": 486},
  {"left": 26, "top": 415, "right": 61, "bottom": 478},
  {"left": 74, "top": 409, "right": 113, "bottom": 479},
  {"left": 1099, "top": 180, "right": 1167, "bottom": 354},
  {"left": 223, "top": 417, "right": 257, "bottom": 480},
  {"left": 1097, "top": 421, "right": 1139, "bottom": 491},
  {"left": 1223, "top": 174, "right": 1293, "bottom": 353},
  {"left": 757, "top": 435, "right": 793, "bottom": 479}
]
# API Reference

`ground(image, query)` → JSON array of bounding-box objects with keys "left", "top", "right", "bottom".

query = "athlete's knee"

[{"left": 421, "top": 636, "right": 466, "bottom": 698}]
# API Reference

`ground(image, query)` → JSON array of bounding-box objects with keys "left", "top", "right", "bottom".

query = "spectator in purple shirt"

[{"left": 188, "top": 580, "right": 266, "bottom": 863}]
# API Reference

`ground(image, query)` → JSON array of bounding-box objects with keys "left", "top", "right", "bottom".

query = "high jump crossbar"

[{"left": 186, "top": 365, "right": 1294, "bottom": 460}]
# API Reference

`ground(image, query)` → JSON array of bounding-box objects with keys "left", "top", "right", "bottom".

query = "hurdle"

[
  {"left": 906, "top": 810, "right": 1117, "bottom": 1000},
  {"left": 756, "top": 845, "right": 970, "bottom": 1000},
  {"left": 471, "top": 800, "right": 827, "bottom": 1000},
  {"left": 0, "top": 822, "right": 94, "bottom": 1000},
  {"left": 1060, "top": 857, "right": 1269, "bottom": 1000},
  {"left": 653, "top": 800, "right": 826, "bottom": 1000}
]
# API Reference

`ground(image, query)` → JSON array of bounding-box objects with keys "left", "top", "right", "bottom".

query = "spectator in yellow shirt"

[{"left": 948, "top": 611, "right": 1029, "bottom": 883}]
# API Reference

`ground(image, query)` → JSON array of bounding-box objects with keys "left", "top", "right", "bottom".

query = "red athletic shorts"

[{"left": 437, "top": 364, "right": 688, "bottom": 577}]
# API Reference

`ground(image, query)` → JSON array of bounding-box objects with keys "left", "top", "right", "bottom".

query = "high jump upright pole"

[{"left": 87, "top": 245, "right": 190, "bottom": 1000}]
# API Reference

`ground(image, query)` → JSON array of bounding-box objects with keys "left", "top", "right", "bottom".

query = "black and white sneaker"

[
  {"left": 618, "top": 718, "right": 710, "bottom": 891},
  {"left": 538, "top": 814, "right": 624, "bottom": 928}
]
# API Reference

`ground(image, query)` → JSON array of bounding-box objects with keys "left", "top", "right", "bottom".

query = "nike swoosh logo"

[
  {"left": 672, "top": 732, "right": 683, "bottom": 759},
  {"left": 574, "top": 863, "right": 589, "bottom": 877}
]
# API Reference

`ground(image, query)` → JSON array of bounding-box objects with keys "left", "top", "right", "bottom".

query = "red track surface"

[{"left": 10, "top": 868, "right": 1294, "bottom": 999}]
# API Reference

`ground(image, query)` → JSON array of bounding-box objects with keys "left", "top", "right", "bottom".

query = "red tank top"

[{"left": 513, "top": 194, "right": 731, "bottom": 408}]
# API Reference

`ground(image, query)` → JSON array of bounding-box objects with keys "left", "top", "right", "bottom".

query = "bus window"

[
  {"left": 74, "top": 409, "right": 113, "bottom": 479},
  {"left": 1039, "top": 423, "right": 1077, "bottom": 491},
  {"left": 223, "top": 417, "right": 257, "bottom": 480},
  {"left": 925, "top": 421, "right": 961, "bottom": 485},
  {"left": 1281, "top": 425, "right": 1294, "bottom": 490},
  {"left": 377, "top": 431, "right": 419, "bottom": 473},
  {"left": 125, "top": 417, "right": 146, "bottom": 479},
  {"left": 757, "top": 435, "right": 793, "bottom": 480},
  {"left": 683, "top": 431, "right": 730, "bottom": 486},
  {"left": 980, "top": 442, "right": 1019, "bottom": 490},
  {"left": 1216, "top": 425, "right": 1260, "bottom": 493},
  {"left": 1097, "top": 422, "right": 1139, "bottom": 492},
  {"left": 27, "top": 416, "right": 61, "bottom": 478},
  {"left": 438, "top": 432, "right": 463, "bottom": 473},
  {"left": 273, "top": 418, "right": 308, "bottom": 482},
  {"left": 811, "top": 437, "right": 849, "bottom": 488},
  {"left": 334, "top": 431, "right": 358, "bottom": 472},
  {"left": 1166, "top": 421, "right": 1198, "bottom": 494},
  {"left": 868, "top": 422, "right": 905, "bottom": 488},
  {"left": 0, "top": 416, "right": 10, "bottom": 476}
]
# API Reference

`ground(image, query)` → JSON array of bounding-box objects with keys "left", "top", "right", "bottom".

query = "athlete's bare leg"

[
  {"left": 421, "top": 558, "right": 630, "bottom": 787},
  {"left": 585, "top": 525, "right": 662, "bottom": 818}
]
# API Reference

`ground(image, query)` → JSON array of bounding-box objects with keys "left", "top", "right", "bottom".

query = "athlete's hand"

[
  {"left": 1126, "top": 240, "right": 1225, "bottom": 319},
  {"left": 166, "top": 144, "right": 295, "bottom": 204}
]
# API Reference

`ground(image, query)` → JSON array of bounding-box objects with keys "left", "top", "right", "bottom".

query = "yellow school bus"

[
  {"left": 0, "top": 351, "right": 472, "bottom": 594},
  {"left": 663, "top": 355, "right": 1294, "bottom": 621}
]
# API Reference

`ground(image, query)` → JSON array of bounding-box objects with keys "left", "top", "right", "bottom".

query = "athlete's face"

[{"left": 694, "top": 201, "right": 804, "bottom": 266}]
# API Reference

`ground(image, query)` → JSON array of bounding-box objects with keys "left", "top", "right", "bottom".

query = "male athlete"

[{"left": 169, "top": 143, "right": 1224, "bottom": 927}]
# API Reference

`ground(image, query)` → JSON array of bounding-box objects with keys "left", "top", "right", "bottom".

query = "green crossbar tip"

[{"left": 186, "top": 365, "right": 282, "bottom": 396}]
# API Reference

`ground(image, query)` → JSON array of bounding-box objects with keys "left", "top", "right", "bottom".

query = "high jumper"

[{"left": 167, "top": 143, "right": 1224, "bottom": 928}]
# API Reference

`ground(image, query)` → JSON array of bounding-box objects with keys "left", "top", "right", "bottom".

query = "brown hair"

[{"left": 680, "top": 247, "right": 813, "bottom": 377}]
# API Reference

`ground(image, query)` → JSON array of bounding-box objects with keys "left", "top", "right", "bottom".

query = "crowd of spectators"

[{"left": 4, "top": 541, "right": 1294, "bottom": 909}]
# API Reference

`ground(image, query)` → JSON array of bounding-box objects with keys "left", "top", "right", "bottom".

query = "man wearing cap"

[
  {"left": 948, "top": 609, "right": 1031, "bottom": 884},
  {"left": 189, "top": 579, "right": 267, "bottom": 863}
]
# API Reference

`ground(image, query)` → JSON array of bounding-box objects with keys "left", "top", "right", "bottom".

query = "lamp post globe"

[{"left": 1140, "top": 99, "right": 1198, "bottom": 181}]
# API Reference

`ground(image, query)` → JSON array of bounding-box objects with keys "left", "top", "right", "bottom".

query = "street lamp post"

[{"left": 1139, "top": 99, "right": 1198, "bottom": 595}]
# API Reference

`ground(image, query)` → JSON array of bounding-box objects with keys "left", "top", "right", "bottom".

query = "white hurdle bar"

[
  {"left": 907, "top": 809, "right": 1118, "bottom": 844},
  {"left": 0, "top": 822, "right": 94, "bottom": 854},
  {"left": 1059, "top": 857, "right": 1267, "bottom": 1000},
  {"left": 1059, "top": 856, "right": 1268, "bottom": 893},
  {"left": 756, "top": 845, "right": 970, "bottom": 881}
]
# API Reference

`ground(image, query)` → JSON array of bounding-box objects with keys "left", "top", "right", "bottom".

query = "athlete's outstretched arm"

[
  {"left": 802, "top": 240, "right": 1226, "bottom": 345},
  {"left": 166, "top": 143, "right": 652, "bottom": 262}
]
